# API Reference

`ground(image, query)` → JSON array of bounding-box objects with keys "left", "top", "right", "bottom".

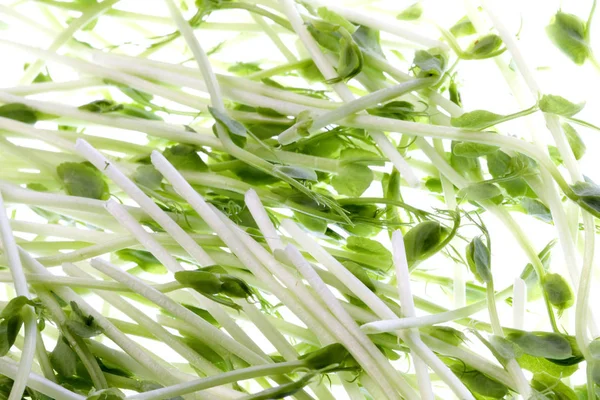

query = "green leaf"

[
  {"left": 422, "top": 326, "right": 467, "bottom": 347},
  {"left": 487, "top": 150, "right": 529, "bottom": 197},
  {"left": 452, "top": 142, "right": 499, "bottom": 157},
  {"left": 517, "top": 352, "right": 579, "bottom": 378},
  {"left": 463, "top": 34, "right": 504, "bottom": 59},
  {"left": 219, "top": 276, "right": 253, "bottom": 298},
  {"left": 589, "top": 338, "right": 600, "bottom": 359},
  {"left": 300, "top": 343, "right": 355, "bottom": 370},
  {"left": 174, "top": 270, "right": 223, "bottom": 294},
  {"left": 0, "top": 296, "right": 34, "bottom": 319},
  {"left": 78, "top": 99, "right": 123, "bottom": 114},
  {"left": 317, "top": 7, "right": 357, "bottom": 33},
  {"left": 451, "top": 110, "right": 505, "bottom": 130},
  {"left": 396, "top": 3, "right": 422, "bottom": 20},
  {"left": 50, "top": 336, "right": 78, "bottom": 377},
  {"left": 450, "top": 16, "right": 476, "bottom": 37},
  {"left": 507, "top": 331, "right": 573, "bottom": 360},
  {"left": 86, "top": 388, "right": 125, "bottom": 400},
  {"left": 403, "top": 221, "right": 445, "bottom": 268},
  {"left": 163, "top": 144, "right": 207, "bottom": 172},
  {"left": 328, "top": 34, "right": 364, "bottom": 84},
  {"left": 563, "top": 123, "right": 586, "bottom": 160},
  {"left": 345, "top": 236, "right": 392, "bottom": 266},
  {"left": 294, "top": 212, "right": 328, "bottom": 234},
  {"left": 331, "top": 164, "right": 373, "bottom": 196},
  {"left": 571, "top": 180, "right": 600, "bottom": 214},
  {"left": 57, "top": 162, "right": 110, "bottom": 200},
  {"left": 546, "top": 11, "right": 590, "bottom": 65},
  {"left": 341, "top": 261, "right": 376, "bottom": 292},
  {"left": 520, "top": 198, "right": 552, "bottom": 223},
  {"left": 275, "top": 166, "right": 317, "bottom": 181},
  {"left": 446, "top": 358, "right": 509, "bottom": 398},
  {"left": 228, "top": 62, "right": 262, "bottom": 76},
  {"left": 352, "top": 25, "right": 385, "bottom": 58},
  {"left": 489, "top": 335, "right": 522, "bottom": 361},
  {"left": 208, "top": 106, "right": 247, "bottom": 137},
  {"left": 539, "top": 94, "right": 585, "bottom": 117},
  {"left": 451, "top": 142, "right": 483, "bottom": 180},
  {"left": 459, "top": 183, "right": 502, "bottom": 202},
  {"left": 0, "top": 316, "right": 22, "bottom": 356},
  {"left": 116, "top": 249, "right": 167, "bottom": 274},
  {"left": 592, "top": 361, "right": 600, "bottom": 387},
  {"left": 132, "top": 165, "right": 163, "bottom": 190},
  {"left": 412, "top": 49, "right": 447, "bottom": 78},
  {"left": 0, "top": 103, "right": 39, "bottom": 124},
  {"left": 466, "top": 236, "right": 492, "bottom": 283},
  {"left": 532, "top": 372, "right": 578, "bottom": 400},
  {"left": 367, "top": 101, "right": 416, "bottom": 120},
  {"left": 543, "top": 273, "right": 574, "bottom": 312}
]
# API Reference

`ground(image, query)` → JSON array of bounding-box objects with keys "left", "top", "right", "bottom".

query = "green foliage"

[
  {"left": 57, "top": 162, "right": 110, "bottom": 200},
  {"left": 451, "top": 110, "right": 505, "bottom": 130},
  {"left": 0, "top": 296, "right": 35, "bottom": 356},
  {"left": 411, "top": 49, "right": 447, "bottom": 78},
  {"left": 507, "top": 331, "right": 574, "bottom": 360},
  {"left": 396, "top": 3, "right": 422, "bottom": 20},
  {"left": 163, "top": 144, "right": 208, "bottom": 172},
  {"left": 539, "top": 94, "right": 585, "bottom": 117},
  {"left": 116, "top": 249, "right": 167, "bottom": 274},
  {"left": 450, "top": 16, "right": 476, "bottom": 37},
  {"left": 543, "top": 273, "right": 574, "bottom": 313},
  {"left": 403, "top": 221, "right": 447, "bottom": 268},
  {"left": 0, "top": 103, "right": 40, "bottom": 124},
  {"left": 546, "top": 11, "right": 590, "bottom": 65},
  {"left": 466, "top": 236, "right": 492, "bottom": 283}
]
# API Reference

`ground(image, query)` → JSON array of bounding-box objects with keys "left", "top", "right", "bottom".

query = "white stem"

[
  {"left": 62, "top": 263, "right": 222, "bottom": 377},
  {"left": 512, "top": 278, "right": 526, "bottom": 330},
  {"left": 19, "top": 0, "right": 120, "bottom": 85},
  {"left": 244, "top": 189, "right": 284, "bottom": 252},
  {"left": 0, "top": 39, "right": 208, "bottom": 111},
  {"left": 0, "top": 358, "right": 84, "bottom": 400},
  {"left": 302, "top": 0, "right": 449, "bottom": 49},
  {"left": 391, "top": 231, "right": 434, "bottom": 400},
  {"left": 279, "top": 0, "right": 420, "bottom": 188},
  {"left": 104, "top": 199, "right": 265, "bottom": 357},
  {"left": 576, "top": 213, "right": 596, "bottom": 357},
  {"left": 284, "top": 244, "right": 417, "bottom": 400},
  {"left": 2, "top": 78, "right": 104, "bottom": 95},
  {"left": 163, "top": 0, "right": 225, "bottom": 112},
  {"left": 0, "top": 192, "right": 37, "bottom": 400},
  {"left": 88, "top": 257, "right": 267, "bottom": 366},
  {"left": 75, "top": 139, "right": 214, "bottom": 266},
  {"left": 282, "top": 219, "right": 474, "bottom": 399}
]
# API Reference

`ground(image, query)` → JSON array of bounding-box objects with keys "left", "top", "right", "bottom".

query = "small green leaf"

[
  {"left": 163, "top": 144, "right": 207, "bottom": 172},
  {"left": 174, "top": 271, "right": 223, "bottom": 294},
  {"left": 489, "top": 335, "right": 522, "bottom": 361},
  {"left": 546, "top": 11, "right": 589, "bottom": 65},
  {"left": 341, "top": 261, "right": 376, "bottom": 292},
  {"left": 0, "top": 103, "right": 39, "bottom": 124},
  {"left": 589, "top": 338, "right": 600, "bottom": 359},
  {"left": 331, "top": 165, "right": 373, "bottom": 197},
  {"left": 0, "top": 296, "right": 34, "bottom": 319},
  {"left": 403, "top": 221, "right": 445, "bottom": 268},
  {"left": 539, "top": 94, "right": 585, "bottom": 117},
  {"left": 228, "top": 62, "right": 262, "bottom": 76},
  {"left": 50, "top": 336, "right": 78, "bottom": 377},
  {"left": 116, "top": 249, "right": 167, "bottom": 275},
  {"left": 346, "top": 236, "right": 392, "bottom": 260},
  {"left": 422, "top": 326, "right": 467, "bottom": 347},
  {"left": 517, "top": 352, "right": 579, "bottom": 378},
  {"left": 328, "top": 35, "right": 364, "bottom": 83},
  {"left": 532, "top": 372, "right": 578, "bottom": 400},
  {"left": 317, "top": 7, "right": 357, "bottom": 33},
  {"left": 451, "top": 110, "right": 505, "bottom": 130},
  {"left": 57, "top": 162, "right": 110, "bottom": 200},
  {"left": 0, "top": 316, "right": 22, "bottom": 356},
  {"left": 563, "top": 123, "right": 586, "bottom": 160},
  {"left": 452, "top": 142, "right": 499, "bottom": 157},
  {"left": 507, "top": 331, "right": 573, "bottom": 360},
  {"left": 412, "top": 49, "right": 447, "bottom": 78},
  {"left": 275, "top": 166, "right": 317, "bottom": 181},
  {"left": 459, "top": 183, "right": 502, "bottom": 202},
  {"left": 463, "top": 34, "right": 504, "bottom": 59},
  {"left": 520, "top": 198, "right": 552, "bottom": 223},
  {"left": 300, "top": 343, "right": 355, "bottom": 370},
  {"left": 367, "top": 101, "right": 416, "bottom": 120},
  {"left": 543, "top": 273, "right": 574, "bottom": 312},
  {"left": 132, "top": 165, "right": 163, "bottom": 189},
  {"left": 396, "top": 3, "right": 422, "bottom": 21},
  {"left": 86, "top": 388, "right": 125, "bottom": 400},
  {"left": 466, "top": 236, "right": 492, "bottom": 283},
  {"left": 294, "top": 212, "right": 328, "bottom": 234},
  {"left": 571, "top": 180, "right": 600, "bottom": 214},
  {"left": 208, "top": 107, "right": 247, "bottom": 137},
  {"left": 352, "top": 25, "right": 385, "bottom": 57},
  {"left": 450, "top": 16, "right": 476, "bottom": 37},
  {"left": 446, "top": 358, "right": 509, "bottom": 398},
  {"left": 78, "top": 99, "right": 123, "bottom": 114}
]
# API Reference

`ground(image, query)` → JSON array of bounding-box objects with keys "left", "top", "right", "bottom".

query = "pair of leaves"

[
  {"left": 57, "top": 162, "right": 110, "bottom": 200},
  {"left": 546, "top": 11, "right": 590, "bottom": 65},
  {"left": 116, "top": 249, "right": 167, "bottom": 275},
  {"left": 0, "top": 296, "right": 35, "bottom": 356},
  {"left": 466, "top": 236, "right": 492, "bottom": 283},
  {"left": 174, "top": 266, "right": 253, "bottom": 310},
  {"left": 412, "top": 49, "right": 447, "bottom": 78},
  {"left": 462, "top": 34, "right": 505, "bottom": 60},
  {"left": 542, "top": 273, "right": 574, "bottom": 313},
  {"left": 300, "top": 343, "right": 358, "bottom": 371},
  {"left": 403, "top": 221, "right": 448, "bottom": 269}
]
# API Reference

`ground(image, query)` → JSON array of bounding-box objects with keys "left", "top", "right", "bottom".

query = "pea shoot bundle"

[{"left": 0, "top": 0, "right": 599, "bottom": 399}]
